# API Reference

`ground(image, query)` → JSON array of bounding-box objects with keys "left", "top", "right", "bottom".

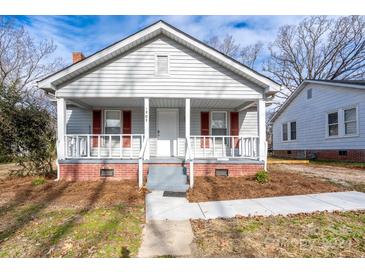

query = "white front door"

[{"left": 157, "top": 109, "right": 179, "bottom": 157}]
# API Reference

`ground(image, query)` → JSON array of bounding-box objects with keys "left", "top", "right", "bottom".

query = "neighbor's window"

[
  {"left": 307, "top": 89, "right": 312, "bottom": 99},
  {"left": 328, "top": 112, "right": 339, "bottom": 137},
  {"left": 282, "top": 123, "right": 288, "bottom": 141},
  {"left": 156, "top": 55, "right": 169, "bottom": 75},
  {"left": 105, "top": 110, "right": 121, "bottom": 134},
  {"left": 344, "top": 107, "right": 357, "bottom": 135},
  {"left": 211, "top": 111, "right": 227, "bottom": 136},
  {"left": 290, "top": 121, "right": 297, "bottom": 140}
]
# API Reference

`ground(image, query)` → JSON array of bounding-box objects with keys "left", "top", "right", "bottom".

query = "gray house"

[
  {"left": 271, "top": 79, "right": 365, "bottom": 162},
  {"left": 37, "top": 21, "right": 281, "bottom": 190}
]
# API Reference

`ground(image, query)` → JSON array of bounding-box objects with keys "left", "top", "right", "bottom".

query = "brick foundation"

[
  {"left": 273, "top": 149, "right": 365, "bottom": 162},
  {"left": 59, "top": 162, "right": 264, "bottom": 181}
]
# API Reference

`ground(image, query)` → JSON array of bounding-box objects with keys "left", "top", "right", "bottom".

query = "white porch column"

[
  {"left": 144, "top": 98, "right": 150, "bottom": 160},
  {"left": 257, "top": 99, "right": 266, "bottom": 163},
  {"left": 56, "top": 98, "right": 66, "bottom": 160},
  {"left": 185, "top": 98, "right": 191, "bottom": 140}
]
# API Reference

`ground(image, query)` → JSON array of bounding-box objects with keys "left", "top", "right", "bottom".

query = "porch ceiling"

[{"left": 69, "top": 97, "right": 254, "bottom": 109}]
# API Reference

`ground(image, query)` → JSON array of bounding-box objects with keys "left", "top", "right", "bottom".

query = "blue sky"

[{"left": 11, "top": 15, "right": 304, "bottom": 65}]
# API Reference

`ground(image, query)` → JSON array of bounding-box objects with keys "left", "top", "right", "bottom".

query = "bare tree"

[
  {"left": 264, "top": 15, "right": 365, "bottom": 100},
  {"left": 206, "top": 34, "right": 240, "bottom": 58},
  {"left": 0, "top": 17, "right": 63, "bottom": 108},
  {"left": 239, "top": 41, "right": 263, "bottom": 69}
]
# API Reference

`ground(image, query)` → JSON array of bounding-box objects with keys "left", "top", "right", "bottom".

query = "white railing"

[
  {"left": 190, "top": 135, "right": 259, "bottom": 159},
  {"left": 185, "top": 137, "right": 194, "bottom": 188},
  {"left": 65, "top": 134, "right": 144, "bottom": 159},
  {"left": 138, "top": 137, "right": 149, "bottom": 189}
]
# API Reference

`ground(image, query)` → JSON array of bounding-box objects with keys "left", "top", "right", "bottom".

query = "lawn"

[
  {"left": 309, "top": 160, "right": 365, "bottom": 169},
  {"left": 188, "top": 169, "right": 344, "bottom": 202},
  {"left": 0, "top": 176, "right": 145, "bottom": 257},
  {"left": 191, "top": 210, "right": 365, "bottom": 257}
]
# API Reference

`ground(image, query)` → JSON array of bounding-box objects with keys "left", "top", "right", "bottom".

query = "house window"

[
  {"left": 290, "top": 121, "right": 297, "bottom": 140},
  {"left": 282, "top": 123, "right": 288, "bottom": 141},
  {"left": 156, "top": 55, "right": 169, "bottom": 75},
  {"left": 307, "top": 89, "right": 312, "bottom": 99},
  {"left": 104, "top": 110, "right": 121, "bottom": 134},
  {"left": 211, "top": 111, "right": 227, "bottom": 136},
  {"left": 327, "top": 112, "right": 338, "bottom": 137},
  {"left": 344, "top": 107, "right": 357, "bottom": 135}
]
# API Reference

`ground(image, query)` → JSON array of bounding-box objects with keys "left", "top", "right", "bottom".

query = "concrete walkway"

[
  {"left": 146, "top": 191, "right": 365, "bottom": 221},
  {"left": 138, "top": 220, "right": 194, "bottom": 257}
]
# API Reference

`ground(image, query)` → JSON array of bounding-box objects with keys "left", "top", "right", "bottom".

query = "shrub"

[
  {"left": 255, "top": 170, "right": 269, "bottom": 184},
  {"left": 32, "top": 177, "right": 47, "bottom": 186}
]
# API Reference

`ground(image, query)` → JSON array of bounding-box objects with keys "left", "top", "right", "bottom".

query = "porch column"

[
  {"left": 144, "top": 98, "right": 150, "bottom": 160},
  {"left": 56, "top": 98, "right": 66, "bottom": 160},
  {"left": 257, "top": 99, "right": 266, "bottom": 163},
  {"left": 185, "top": 98, "right": 190, "bottom": 158}
]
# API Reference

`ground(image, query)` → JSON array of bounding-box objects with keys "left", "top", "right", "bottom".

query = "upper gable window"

[
  {"left": 156, "top": 55, "right": 169, "bottom": 75},
  {"left": 307, "top": 89, "right": 312, "bottom": 99}
]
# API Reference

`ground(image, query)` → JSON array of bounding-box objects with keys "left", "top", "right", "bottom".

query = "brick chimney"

[{"left": 72, "top": 52, "right": 85, "bottom": 63}]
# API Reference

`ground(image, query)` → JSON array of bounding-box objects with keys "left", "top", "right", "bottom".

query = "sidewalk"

[{"left": 146, "top": 191, "right": 365, "bottom": 221}]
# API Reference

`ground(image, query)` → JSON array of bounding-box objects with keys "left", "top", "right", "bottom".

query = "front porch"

[{"left": 56, "top": 97, "right": 267, "bottom": 187}]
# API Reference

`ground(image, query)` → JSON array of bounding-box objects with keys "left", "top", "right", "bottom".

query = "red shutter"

[
  {"left": 201, "top": 112, "right": 210, "bottom": 148},
  {"left": 123, "top": 111, "right": 132, "bottom": 148},
  {"left": 230, "top": 112, "right": 239, "bottom": 148},
  {"left": 92, "top": 110, "right": 102, "bottom": 147}
]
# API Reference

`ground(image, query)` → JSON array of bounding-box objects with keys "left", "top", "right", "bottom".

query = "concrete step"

[{"left": 147, "top": 165, "right": 188, "bottom": 192}]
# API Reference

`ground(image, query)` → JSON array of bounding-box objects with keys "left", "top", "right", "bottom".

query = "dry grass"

[
  {"left": 0, "top": 176, "right": 145, "bottom": 257},
  {"left": 191, "top": 211, "right": 365, "bottom": 257},
  {"left": 188, "top": 169, "right": 344, "bottom": 202}
]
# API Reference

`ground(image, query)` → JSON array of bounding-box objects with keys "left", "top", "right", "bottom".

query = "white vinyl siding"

[
  {"left": 57, "top": 36, "right": 264, "bottom": 99},
  {"left": 273, "top": 83, "right": 365, "bottom": 150},
  {"left": 66, "top": 106, "right": 92, "bottom": 134}
]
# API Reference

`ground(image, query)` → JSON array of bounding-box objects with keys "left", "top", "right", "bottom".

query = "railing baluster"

[
  {"left": 86, "top": 135, "right": 91, "bottom": 158},
  {"left": 222, "top": 136, "right": 224, "bottom": 157},
  {"left": 194, "top": 137, "right": 196, "bottom": 157},
  {"left": 120, "top": 135, "right": 122, "bottom": 158},
  {"left": 203, "top": 137, "right": 206, "bottom": 158},
  {"left": 130, "top": 135, "right": 133, "bottom": 158},
  {"left": 231, "top": 136, "right": 234, "bottom": 158},
  {"left": 98, "top": 135, "right": 101, "bottom": 158},
  {"left": 213, "top": 136, "right": 216, "bottom": 157},
  {"left": 109, "top": 135, "right": 112, "bottom": 158}
]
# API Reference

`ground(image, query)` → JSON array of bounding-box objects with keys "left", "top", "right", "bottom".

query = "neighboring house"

[
  {"left": 271, "top": 79, "right": 365, "bottom": 162},
  {"left": 38, "top": 20, "right": 281, "bottom": 189}
]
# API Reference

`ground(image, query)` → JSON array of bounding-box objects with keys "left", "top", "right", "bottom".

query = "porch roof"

[{"left": 67, "top": 97, "right": 257, "bottom": 110}]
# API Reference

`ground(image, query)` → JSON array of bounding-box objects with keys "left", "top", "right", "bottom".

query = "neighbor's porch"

[{"left": 56, "top": 98, "right": 266, "bottom": 162}]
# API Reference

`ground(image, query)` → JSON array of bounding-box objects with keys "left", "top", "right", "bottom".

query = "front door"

[{"left": 157, "top": 109, "right": 179, "bottom": 157}]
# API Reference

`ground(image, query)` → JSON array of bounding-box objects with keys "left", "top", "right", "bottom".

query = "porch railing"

[
  {"left": 65, "top": 134, "right": 144, "bottom": 159},
  {"left": 190, "top": 135, "right": 259, "bottom": 159}
]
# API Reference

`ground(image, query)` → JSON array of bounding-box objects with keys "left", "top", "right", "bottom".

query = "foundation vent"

[{"left": 100, "top": 168, "right": 114, "bottom": 177}]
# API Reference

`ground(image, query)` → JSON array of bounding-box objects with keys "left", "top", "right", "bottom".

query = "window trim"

[
  {"left": 155, "top": 54, "right": 170, "bottom": 76},
  {"left": 343, "top": 106, "right": 359, "bottom": 137},
  {"left": 326, "top": 111, "right": 339, "bottom": 138},
  {"left": 104, "top": 109, "right": 121, "bottom": 134},
  {"left": 211, "top": 111, "right": 228, "bottom": 136},
  {"left": 281, "top": 120, "right": 297, "bottom": 142},
  {"left": 325, "top": 105, "right": 359, "bottom": 139}
]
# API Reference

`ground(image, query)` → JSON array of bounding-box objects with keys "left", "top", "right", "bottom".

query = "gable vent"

[{"left": 156, "top": 55, "right": 168, "bottom": 75}]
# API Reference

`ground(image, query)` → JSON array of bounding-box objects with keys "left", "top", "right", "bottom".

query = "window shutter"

[
  {"left": 230, "top": 112, "right": 239, "bottom": 148},
  {"left": 92, "top": 110, "right": 102, "bottom": 147},
  {"left": 123, "top": 111, "right": 132, "bottom": 148},
  {"left": 201, "top": 112, "right": 210, "bottom": 148}
]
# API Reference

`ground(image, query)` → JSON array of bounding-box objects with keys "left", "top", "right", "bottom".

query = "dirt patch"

[
  {"left": 0, "top": 177, "right": 145, "bottom": 210},
  {"left": 191, "top": 210, "right": 365, "bottom": 257},
  {"left": 188, "top": 169, "right": 344, "bottom": 202},
  {"left": 272, "top": 164, "right": 365, "bottom": 192}
]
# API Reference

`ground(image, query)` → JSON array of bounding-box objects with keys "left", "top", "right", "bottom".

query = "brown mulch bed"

[
  {"left": 0, "top": 177, "right": 145, "bottom": 210},
  {"left": 187, "top": 170, "right": 345, "bottom": 202}
]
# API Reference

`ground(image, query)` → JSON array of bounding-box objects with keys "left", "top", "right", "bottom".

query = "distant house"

[
  {"left": 37, "top": 21, "right": 281, "bottom": 190},
  {"left": 271, "top": 80, "right": 365, "bottom": 162}
]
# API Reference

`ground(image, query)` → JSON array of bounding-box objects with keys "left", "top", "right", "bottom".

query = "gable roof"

[
  {"left": 270, "top": 79, "right": 365, "bottom": 123},
  {"left": 37, "top": 20, "right": 281, "bottom": 93}
]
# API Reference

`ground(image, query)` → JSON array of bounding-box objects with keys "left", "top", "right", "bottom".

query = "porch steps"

[{"left": 146, "top": 166, "right": 189, "bottom": 192}]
